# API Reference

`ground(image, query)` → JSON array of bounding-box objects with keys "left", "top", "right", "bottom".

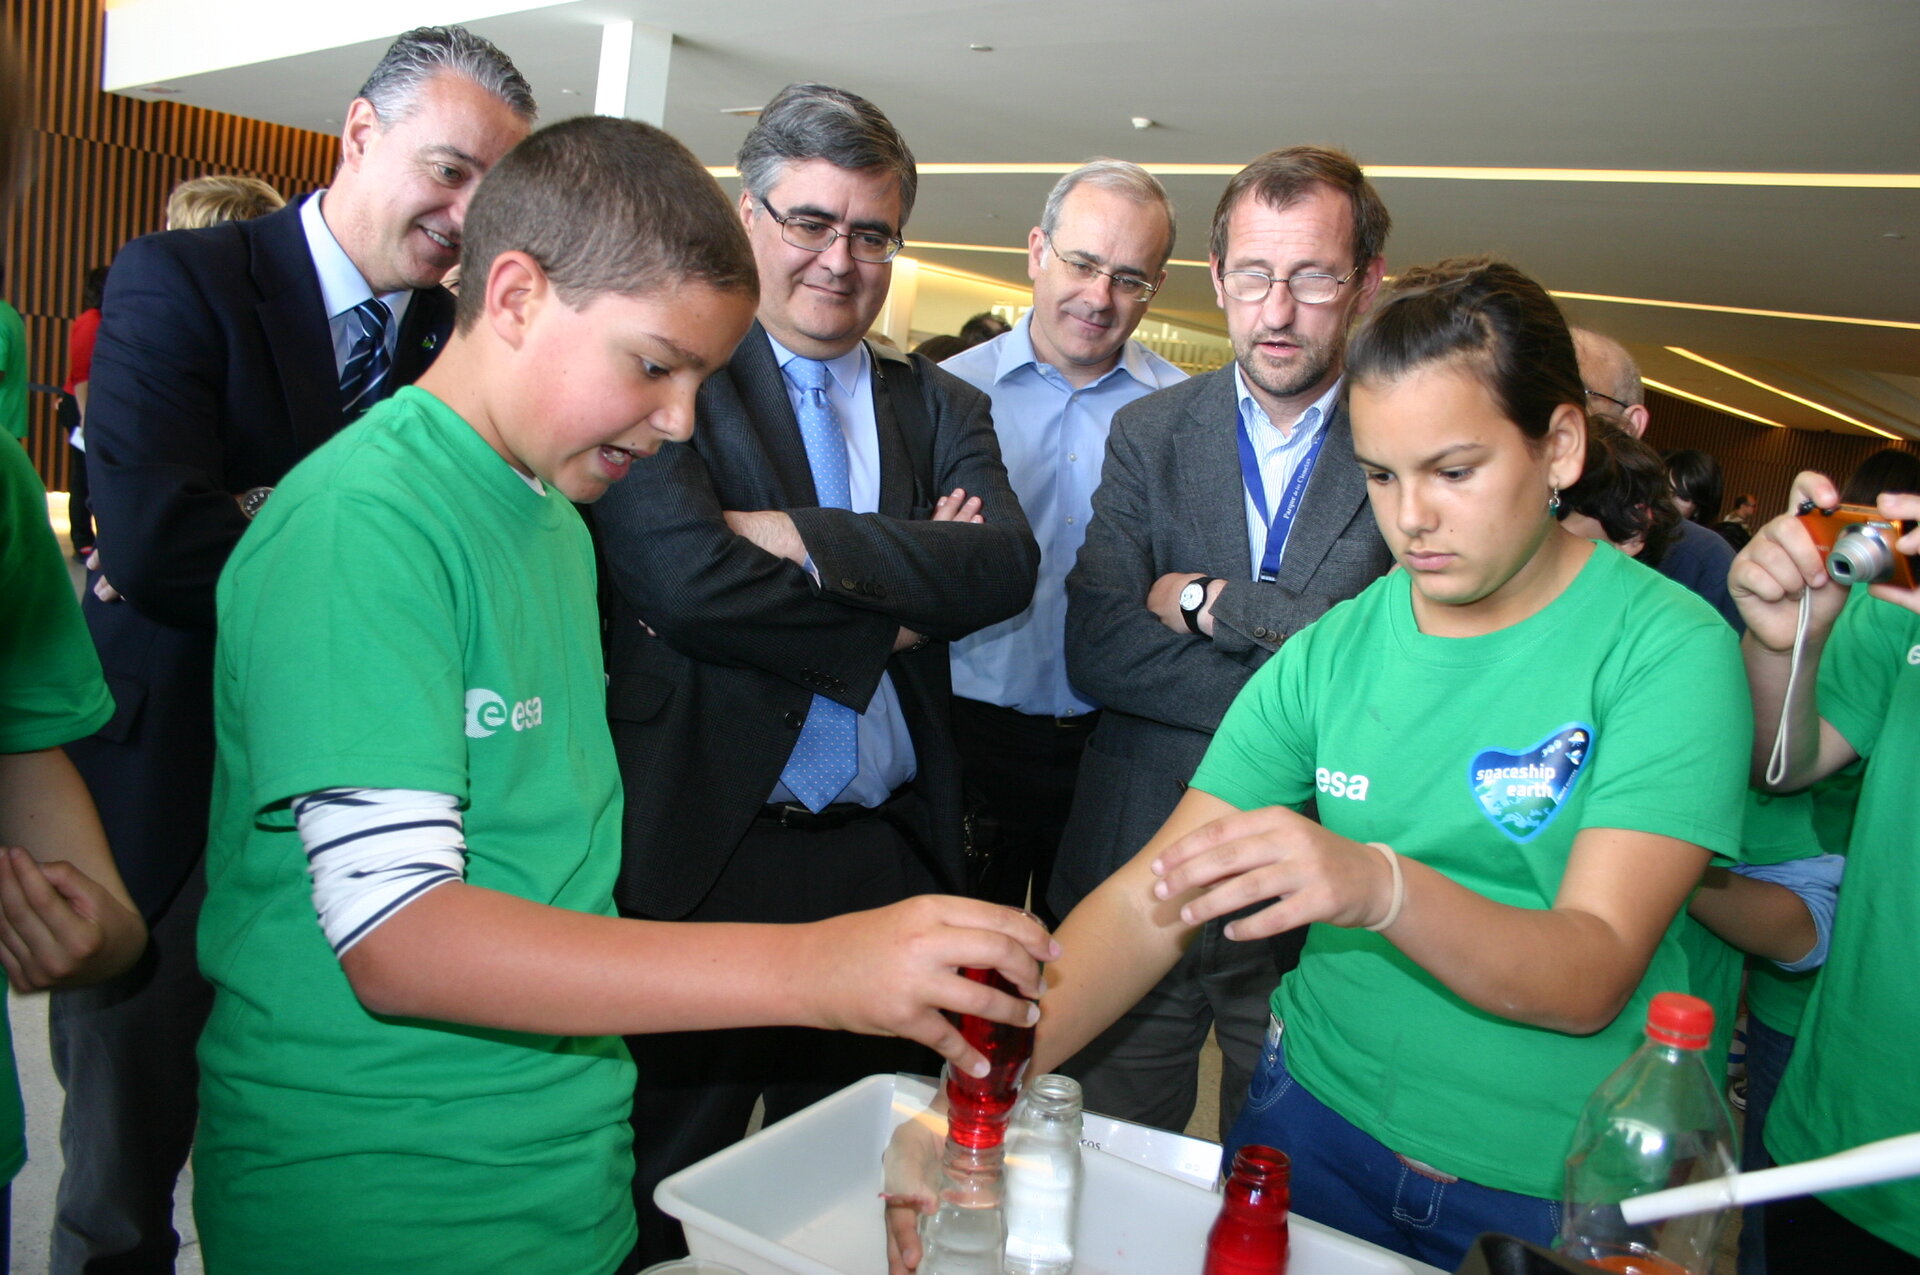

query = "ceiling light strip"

[
  {"left": 1550, "top": 290, "right": 1920, "bottom": 332},
  {"left": 1665, "top": 348, "right": 1902, "bottom": 439},
  {"left": 1641, "top": 378, "right": 1786, "bottom": 429},
  {"left": 709, "top": 164, "right": 1919, "bottom": 190},
  {"left": 900, "top": 245, "right": 1913, "bottom": 331}
]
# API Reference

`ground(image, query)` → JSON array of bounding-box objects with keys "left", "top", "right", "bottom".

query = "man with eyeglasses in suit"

[
  {"left": 1050, "top": 145, "right": 1396, "bottom": 1138},
  {"left": 591, "top": 82, "right": 1037, "bottom": 1267},
  {"left": 941, "top": 160, "right": 1186, "bottom": 926}
]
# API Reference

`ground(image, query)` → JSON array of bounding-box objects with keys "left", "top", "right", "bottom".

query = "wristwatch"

[
  {"left": 1179, "top": 576, "right": 1218, "bottom": 634},
  {"left": 238, "top": 486, "right": 274, "bottom": 520}
]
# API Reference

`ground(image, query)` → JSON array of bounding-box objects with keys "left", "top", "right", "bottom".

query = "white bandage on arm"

[{"left": 294, "top": 788, "right": 467, "bottom": 957}]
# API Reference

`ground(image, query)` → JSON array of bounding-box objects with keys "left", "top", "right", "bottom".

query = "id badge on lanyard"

[{"left": 1236, "top": 403, "right": 1329, "bottom": 581}]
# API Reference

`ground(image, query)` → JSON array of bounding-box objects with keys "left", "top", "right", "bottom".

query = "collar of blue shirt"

[{"left": 299, "top": 189, "right": 414, "bottom": 330}]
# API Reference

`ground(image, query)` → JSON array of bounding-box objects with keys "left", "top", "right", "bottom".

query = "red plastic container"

[
  {"left": 942, "top": 967, "right": 1036, "bottom": 1150},
  {"left": 1203, "top": 1144, "right": 1291, "bottom": 1275}
]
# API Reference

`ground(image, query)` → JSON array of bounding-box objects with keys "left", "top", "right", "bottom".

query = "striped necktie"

[
  {"left": 777, "top": 356, "right": 859, "bottom": 812},
  {"left": 339, "top": 297, "right": 392, "bottom": 422}
]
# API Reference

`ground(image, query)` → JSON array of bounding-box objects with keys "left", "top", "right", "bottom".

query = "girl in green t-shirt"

[{"left": 1007, "top": 258, "right": 1750, "bottom": 1270}]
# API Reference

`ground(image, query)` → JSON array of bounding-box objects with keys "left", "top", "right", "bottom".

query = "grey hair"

[
  {"left": 736, "top": 84, "right": 917, "bottom": 226},
  {"left": 356, "top": 26, "right": 537, "bottom": 126},
  {"left": 1571, "top": 327, "right": 1645, "bottom": 406},
  {"left": 1039, "top": 159, "right": 1177, "bottom": 264}
]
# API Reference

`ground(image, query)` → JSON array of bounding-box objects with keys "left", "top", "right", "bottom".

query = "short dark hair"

[
  {"left": 1209, "top": 145, "right": 1390, "bottom": 269},
  {"left": 454, "top": 116, "right": 756, "bottom": 333},
  {"left": 736, "top": 84, "right": 917, "bottom": 226},
  {"left": 1348, "top": 256, "right": 1583, "bottom": 444},
  {"left": 957, "top": 312, "right": 1010, "bottom": 347},
  {"left": 357, "top": 26, "right": 537, "bottom": 125},
  {"left": 1663, "top": 449, "right": 1725, "bottom": 525},
  {"left": 1559, "top": 415, "right": 1681, "bottom": 568},
  {"left": 1841, "top": 448, "right": 1920, "bottom": 504},
  {"left": 912, "top": 333, "right": 968, "bottom": 362},
  {"left": 82, "top": 265, "right": 111, "bottom": 312}
]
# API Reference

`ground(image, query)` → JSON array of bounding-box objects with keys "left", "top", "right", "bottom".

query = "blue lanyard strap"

[{"left": 1236, "top": 401, "right": 1330, "bottom": 581}]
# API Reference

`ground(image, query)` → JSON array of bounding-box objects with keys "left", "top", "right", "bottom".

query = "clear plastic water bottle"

[
  {"left": 1003, "top": 1074, "right": 1083, "bottom": 1275},
  {"left": 1204, "top": 1144, "right": 1290, "bottom": 1275},
  {"left": 1559, "top": 991, "right": 1738, "bottom": 1274},
  {"left": 919, "top": 1137, "right": 1007, "bottom": 1275}
]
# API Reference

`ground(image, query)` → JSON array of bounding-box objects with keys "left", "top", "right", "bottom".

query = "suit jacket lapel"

[
  {"left": 1175, "top": 366, "right": 1255, "bottom": 581},
  {"left": 391, "top": 286, "right": 454, "bottom": 389},
  {"left": 726, "top": 322, "right": 820, "bottom": 505},
  {"left": 1272, "top": 397, "right": 1369, "bottom": 591},
  {"left": 868, "top": 349, "right": 915, "bottom": 517},
  {"left": 247, "top": 202, "right": 339, "bottom": 454}
]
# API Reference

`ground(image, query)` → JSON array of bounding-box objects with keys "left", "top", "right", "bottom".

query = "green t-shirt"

[
  {"left": 0, "top": 434, "right": 114, "bottom": 1182},
  {"left": 196, "top": 387, "right": 637, "bottom": 1273},
  {"left": 1191, "top": 545, "right": 1749, "bottom": 1198},
  {"left": 1766, "top": 592, "right": 1920, "bottom": 1254},
  {"left": 0, "top": 301, "right": 25, "bottom": 441}
]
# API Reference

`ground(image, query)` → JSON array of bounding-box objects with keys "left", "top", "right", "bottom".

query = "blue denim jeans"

[{"left": 1223, "top": 1018, "right": 1561, "bottom": 1272}]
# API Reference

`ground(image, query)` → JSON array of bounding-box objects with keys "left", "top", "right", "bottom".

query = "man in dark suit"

[
  {"left": 590, "top": 83, "right": 1038, "bottom": 1264},
  {"left": 1055, "top": 147, "right": 1397, "bottom": 1138},
  {"left": 54, "top": 29, "right": 533, "bottom": 1272}
]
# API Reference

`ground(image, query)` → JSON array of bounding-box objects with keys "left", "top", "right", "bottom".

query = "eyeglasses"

[
  {"left": 1584, "top": 388, "right": 1633, "bottom": 414},
  {"left": 757, "top": 198, "right": 903, "bottom": 264},
  {"left": 1217, "top": 262, "right": 1364, "bottom": 305},
  {"left": 1044, "top": 235, "right": 1158, "bottom": 302}
]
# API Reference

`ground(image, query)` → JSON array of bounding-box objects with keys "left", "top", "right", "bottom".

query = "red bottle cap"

[{"left": 1645, "top": 991, "right": 1715, "bottom": 1049}]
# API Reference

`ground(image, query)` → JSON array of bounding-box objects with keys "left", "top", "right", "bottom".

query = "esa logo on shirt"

[
  {"left": 1907, "top": 645, "right": 1920, "bottom": 665},
  {"left": 1316, "top": 768, "right": 1370, "bottom": 801},
  {"left": 465, "top": 687, "right": 544, "bottom": 738}
]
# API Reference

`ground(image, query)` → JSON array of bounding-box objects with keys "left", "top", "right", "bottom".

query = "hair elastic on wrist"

[{"left": 1363, "top": 841, "right": 1405, "bottom": 933}]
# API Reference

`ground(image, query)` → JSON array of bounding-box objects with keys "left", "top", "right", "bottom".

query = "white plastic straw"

[{"left": 1619, "top": 1132, "right": 1920, "bottom": 1225}]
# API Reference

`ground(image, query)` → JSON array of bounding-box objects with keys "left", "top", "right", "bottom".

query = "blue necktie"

[
  {"left": 339, "top": 297, "right": 392, "bottom": 421},
  {"left": 778, "top": 357, "right": 859, "bottom": 812}
]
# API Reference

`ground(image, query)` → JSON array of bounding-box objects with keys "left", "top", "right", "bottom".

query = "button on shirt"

[
  {"left": 299, "top": 190, "right": 412, "bottom": 381},
  {"left": 764, "top": 334, "right": 916, "bottom": 808},
  {"left": 1235, "top": 365, "right": 1343, "bottom": 581},
  {"left": 944, "top": 314, "right": 1187, "bottom": 716}
]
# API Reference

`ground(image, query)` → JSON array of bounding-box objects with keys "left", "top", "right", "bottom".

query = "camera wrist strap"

[{"left": 1764, "top": 589, "right": 1815, "bottom": 789}]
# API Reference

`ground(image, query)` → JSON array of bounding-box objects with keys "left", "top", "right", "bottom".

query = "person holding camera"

[{"left": 1728, "top": 471, "right": 1920, "bottom": 1268}]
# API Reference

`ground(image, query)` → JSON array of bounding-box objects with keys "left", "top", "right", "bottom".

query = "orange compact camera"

[{"left": 1798, "top": 503, "right": 1918, "bottom": 589}]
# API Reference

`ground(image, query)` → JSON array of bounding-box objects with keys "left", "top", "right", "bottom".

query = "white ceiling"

[{"left": 112, "top": 0, "right": 1920, "bottom": 438}]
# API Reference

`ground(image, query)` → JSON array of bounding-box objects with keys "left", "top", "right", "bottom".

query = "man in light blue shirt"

[{"left": 943, "top": 161, "right": 1184, "bottom": 922}]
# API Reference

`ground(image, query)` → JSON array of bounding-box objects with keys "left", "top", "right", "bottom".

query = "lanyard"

[{"left": 1236, "top": 402, "right": 1330, "bottom": 581}]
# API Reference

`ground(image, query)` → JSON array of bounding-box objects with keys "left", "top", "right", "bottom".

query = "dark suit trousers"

[
  {"left": 950, "top": 697, "right": 1096, "bottom": 927},
  {"left": 48, "top": 860, "right": 211, "bottom": 1275},
  {"left": 623, "top": 801, "right": 940, "bottom": 1266},
  {"left": 1060, "top": 912, "right": 1305, "bottom": 1142}
]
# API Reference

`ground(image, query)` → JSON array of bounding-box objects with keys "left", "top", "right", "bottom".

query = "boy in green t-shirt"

[
  {"left": 1731, "top": 469, "right": 1920, "bottom": 1264},
  {"left": 196, "top": 117, "right": 1053, "bottom": 1274}
]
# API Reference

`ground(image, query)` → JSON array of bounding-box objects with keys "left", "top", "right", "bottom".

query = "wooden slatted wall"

[
  {"left": 3, "top": 0, "right": 336, "bottom": 485},
  {"left": 1643, "top": 389, "right": 1920, "bottom": 523}
]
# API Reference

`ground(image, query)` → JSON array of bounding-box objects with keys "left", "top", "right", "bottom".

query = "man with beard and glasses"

[{"left": 1052, "top": 146, "right": 1395, "bottom": 1136}]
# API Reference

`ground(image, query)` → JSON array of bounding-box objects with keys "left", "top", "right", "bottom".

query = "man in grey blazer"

[
  {"left": 591, "top": 84, "right": 1038, "bottom": 1265},
  {"left": 1054, "top": 146, "right": 1396, "bottom": 1137}
]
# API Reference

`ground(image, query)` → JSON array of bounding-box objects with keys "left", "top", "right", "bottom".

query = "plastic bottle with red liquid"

[
  {"left": 1204, "top": 1144, "right": 1291, "bottom": 1275},
  {"left": 1558, "top": 992, "right": 1738, "bottom": 1275},
  {"left": 918, "top": 966, "right": 1037, "bottom": 1275}
]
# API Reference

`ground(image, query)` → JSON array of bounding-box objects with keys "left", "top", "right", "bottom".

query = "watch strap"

[{"left": 1181, "top": 576, "right": 1218, "bottom": 635}]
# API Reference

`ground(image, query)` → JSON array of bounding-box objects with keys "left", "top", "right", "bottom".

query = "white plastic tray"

[{"left": 657, "top": 1073, "right": 1447, "bottom": 1275}]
